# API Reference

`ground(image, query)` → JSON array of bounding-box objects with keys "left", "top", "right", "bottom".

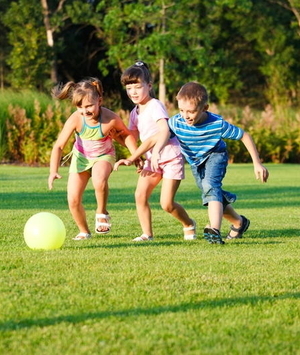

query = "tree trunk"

[
  {"left": 159, "top": 58, "right": 166, "bottom": 105},
  {"left": 40, "top": 0, "right": 58, "bottom": 83}
]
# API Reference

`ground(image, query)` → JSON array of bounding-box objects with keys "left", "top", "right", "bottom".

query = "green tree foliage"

[
  {"left": 229, "top": 0, "right": 300, "bottom": 108},
  {"left": 1, "top": 0, "right": 300, "bottom": 107},
  {"left": 0, "top": 0, "right": 11, "bottom": 89},
  {"left": 2, "top": 0, "right": 50, "bottom": 89}
]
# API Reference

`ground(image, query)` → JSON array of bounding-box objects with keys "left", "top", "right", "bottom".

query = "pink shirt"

[{"left": 129, "top": 98, "right": 181, "bottom": 163}]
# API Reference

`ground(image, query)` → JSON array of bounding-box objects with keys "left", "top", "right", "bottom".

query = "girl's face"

[
  {"left": 76, "top": 96, "right": 101, "bottom": 121},
  {"left": 125, "top": 81, "right": 151, "bottom": 105}
]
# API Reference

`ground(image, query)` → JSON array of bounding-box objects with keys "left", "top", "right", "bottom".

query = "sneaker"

[{"left": 203, "top": 227, "right": 225, "bottom": 244}]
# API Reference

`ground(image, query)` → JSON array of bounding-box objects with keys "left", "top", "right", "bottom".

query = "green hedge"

[{"left": 1, "top": 92, "right": 299, "bottom": 165}]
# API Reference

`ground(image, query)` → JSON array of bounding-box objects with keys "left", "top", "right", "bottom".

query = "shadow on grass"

[
  {"left": 252, "top": 229, "right": 299, "bottom": 239},
  {"left": 1, "top": 185, "right": 300, "bottom": 211},
  {"left": 64, "top": 227, "right": 298, "bottom": 249},
  {"left": 68, "top": 240, "right": 186, "bottom": 250},
  {"left": 1, "top": 292, "right": 299, "bottom": 331},
  {"left": 70, "top": 240, "right": 284, "bottom": 250}
]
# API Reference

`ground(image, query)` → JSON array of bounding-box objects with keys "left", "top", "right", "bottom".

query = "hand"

[
  {"left": 135, "top": 158, "right": 144, "bottom": 174},
  {"left": 108, "top": 128, "right": 124, "bottom": 139},
  {"left": 254, "top": 164, "right": 269, "bottom": 183},
  {"left": 113, "top": 159, "right": 133, "bottom": 171},
  {"left": 109, "top": 128, "right": 125, "bottom": 146},
  {"left": 150, "top": 151, "right": 160, "bottom": 171},
  {"left": 48, "top": 173, "right": 62, "bottom": 190}
]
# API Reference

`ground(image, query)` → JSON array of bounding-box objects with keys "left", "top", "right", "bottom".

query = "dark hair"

[
  {"left": 52, "top": 77, "right": 103, "bottom": 106},
  {"left": 121, "top": 61, "right": 155, "bottom": 98},
  {"left": 176, "top": 82, "right": 208, "bottom": 107}
]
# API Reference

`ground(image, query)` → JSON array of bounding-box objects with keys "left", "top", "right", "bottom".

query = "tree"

[
  {"left": 1, "top": 0, "right": 299, "bottom": 107},
  {"left": 40, "top": 0, "right": 59, "bottom": 83},
  {"left": 3, "top": 0, "right": 50, "bottom": 89},
  {"left": 0, "top": 0, "right": 11, "bottom": 89}
]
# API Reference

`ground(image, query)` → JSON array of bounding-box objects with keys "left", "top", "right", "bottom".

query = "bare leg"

[
  {"left": 160, "top": 178, "right": 195, "bottom": 236},
  {"left": 207, "top": 200, "right": 223, "bottom": 231},
  {"left": 67, "top": 171, "right": 90, "bottom": 234},
  {"left": 135, "top": 170, "right": 161, "bottom": 237},
  {"left": 91, "top": 161, "right": 113, "bottom": 233},
  {"left": 223, "top": 204, "right": 243, "bottom": 238}
]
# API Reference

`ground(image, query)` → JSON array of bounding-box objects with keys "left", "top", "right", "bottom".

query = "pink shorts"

[{"left": 143, "top": 155, "right": 185, "bottom": 180}]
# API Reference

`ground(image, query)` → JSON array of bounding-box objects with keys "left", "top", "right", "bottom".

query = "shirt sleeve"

[
  {"left": 128, "top": 108, "right": 138, "bottom": 131},
  {"left": 221, "top": 120, "right": 244, "bottom": 140},
  {"left": 151, "top": 99, "right": 169, "bottom": 123},
  {"left": 167, "top": 116, "right": 176, "bottom": 138}
]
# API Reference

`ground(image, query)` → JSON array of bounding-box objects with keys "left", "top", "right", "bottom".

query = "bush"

[
  {"left": 1, "top": 91, "right": 300, "bottom": 165},
  {"left": 0, "top": 91, "right": 133, "bottom": 165}
]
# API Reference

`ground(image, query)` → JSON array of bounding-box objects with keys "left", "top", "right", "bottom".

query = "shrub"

[
  {"left": 1, "top": 91, "right": 300, "bottom": 165},
  {"left": 1, "top": 92, "right": 133, "bottom": 165}
]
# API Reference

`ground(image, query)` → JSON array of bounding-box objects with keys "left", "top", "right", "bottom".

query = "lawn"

[{"left": 0, "top": 163, "right": 299, "bottom": 354}]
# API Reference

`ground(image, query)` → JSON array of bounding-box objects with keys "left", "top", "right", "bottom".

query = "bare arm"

[
  {"left": 48, "top": 114, "right": 77, "bottom": 190},
  {"left": 109, "top": 116, "right": 139, "bottom": 155},
  {"left": 150, "top": 119, "right": 171, "bottom": 170},
  {"left": 241, "top": 131, "right": 269, "bottom": 182},
  {"left": 113, "top": 133, "right": 159, "bottom": 170}
]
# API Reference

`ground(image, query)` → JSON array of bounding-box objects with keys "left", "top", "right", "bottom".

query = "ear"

[{"left": 204, "top": 104, "right": 209, "bottom": 111}]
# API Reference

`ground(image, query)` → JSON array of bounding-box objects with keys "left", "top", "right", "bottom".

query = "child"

[
  {"left": 115, "top": 61, "right": 196, "bottom": 241},
  {"left": 115, "top": 81, "right": 269, "bottom": 244},
  {"left": 48, "top": 77, "right": 138, "bottom": 240}
]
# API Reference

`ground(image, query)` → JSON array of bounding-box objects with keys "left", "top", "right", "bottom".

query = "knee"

[
  {"left": 135, "top": 189, "right": 147, "bottom": 205},
  {"left": 68, "top": 195, "right": 80, "bottom": 209},
  {"left": 94, "top": 179, "right": 107, "bottom": 191},
  {"left": 160, "top": 199, "right": 174, "bottom": 213}
]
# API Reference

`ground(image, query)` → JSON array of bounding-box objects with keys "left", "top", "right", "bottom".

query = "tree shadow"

[
  {"left": 1, "top": 185, "right": 299, "bottom": 211},
  {"left": 1, "top": 292, "right": 299, "bottom": 331},
  {"left": 68, "top": 240, "right": 187, "bottom": 250}
]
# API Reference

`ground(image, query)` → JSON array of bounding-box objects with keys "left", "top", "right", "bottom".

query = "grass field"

[{"left": 0, "top": 163, "right": 299, "bottom": 354}]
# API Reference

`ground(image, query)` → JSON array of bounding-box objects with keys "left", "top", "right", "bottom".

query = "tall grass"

[
  {"left": 0, "top": 163, "right": 299, "bottom": 354},
  {"left": 1, "top": 89, "right": 300, "bottom": 165},
  {"left": 0, "top": 90, "right": 131, "bottom": 164},
  {"left": 209, "top": 103, "right": 300, "bottom": 163},
  {"left": 0, "top": 90, "right": 65, "bottom": 163}
]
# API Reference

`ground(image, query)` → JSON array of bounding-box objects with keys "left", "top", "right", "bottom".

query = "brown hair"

[
  {"left": 121, "top": 61, "right": 155, "bottom": 98},
  {"left": 176, "top": 82, "right": 208, "bottom": 108},
  {"left": 52, "top": 77, "right": 103, "bottom": 106}
]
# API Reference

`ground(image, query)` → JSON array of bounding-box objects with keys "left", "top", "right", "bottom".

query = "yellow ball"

[{"left": 24, "top": 212, "right": 66, "bottom": 250}]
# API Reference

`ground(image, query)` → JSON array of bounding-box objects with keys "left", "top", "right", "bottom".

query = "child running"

[
  {"left": 48, "top": 77, "right": 137, "bottom": 240},
  {"left": 115, "top": 81, "right": 269, "bottom": 244},
  {"left": 115, "top": 61, "right": 196, "bottom": 241}
]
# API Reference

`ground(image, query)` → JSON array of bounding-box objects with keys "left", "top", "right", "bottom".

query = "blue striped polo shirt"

[{"left": 168, "top": 111, "right": 244, "bottom": 167}]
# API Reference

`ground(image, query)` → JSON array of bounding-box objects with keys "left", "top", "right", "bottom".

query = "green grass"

[{"left": 0, "top": 163, "right": 299, "bottom": 354}]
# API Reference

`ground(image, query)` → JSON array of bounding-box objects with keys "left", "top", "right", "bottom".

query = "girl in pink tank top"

[{"left": 48, "top": 77, "right": 138, "bottom": 240}]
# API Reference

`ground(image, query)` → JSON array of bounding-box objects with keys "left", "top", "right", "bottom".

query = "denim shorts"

[{"left": 190, "top": 151, "right": 236, "bottom": 207}]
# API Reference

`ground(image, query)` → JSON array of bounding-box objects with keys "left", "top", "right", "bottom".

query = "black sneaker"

[{"left": 203, "top": 227, "right": 225, "bottom": 244}]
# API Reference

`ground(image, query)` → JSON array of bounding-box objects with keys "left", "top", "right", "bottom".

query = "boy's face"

[{"left": 177, "top": 99, "right": 208, "bottom": 126}]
